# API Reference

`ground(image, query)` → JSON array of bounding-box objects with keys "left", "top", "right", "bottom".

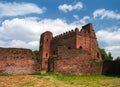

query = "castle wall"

[
  {"left": 76, "top": 35, "right": 90, "bottom": 51},
  {"left": 51, "top": 31, "right": 76, "bottom": 55},
  {"left": 0, "top": 48, "right": 38, "bottom": 74},
  {"left": 49, "top": 46, "right": 102, "bottom": 75}
]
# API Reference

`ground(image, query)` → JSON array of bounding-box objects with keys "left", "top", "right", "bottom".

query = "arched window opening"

[
  {"left": 68, "top": 47, "right": 71, "bottom": 49},
  {"left": 45, "top": 61, "right": 48, "bottom": 64},
  {"left": 53, "top": 51, "right": 56, "bottom": 55},
  {"left": 46, "top": 53, "right": 48, "bottom": 57},
  {"left": 46, "top": 39, "right": 48, "bottom": 42},
  {"left": 80, "top": 46, "right": 82, "bottom": 49},
  {"left": 97, "top": 52, "right": 99, "bottom": 58}
]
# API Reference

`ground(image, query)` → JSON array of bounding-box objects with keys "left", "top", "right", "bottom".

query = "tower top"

[{"left": 82, "top": 23, "right": 93, "bottom": 30}]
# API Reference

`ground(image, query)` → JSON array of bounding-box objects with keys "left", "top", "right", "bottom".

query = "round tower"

[{"left": 39, "top": 31, "right": 53, "bottom": 70}]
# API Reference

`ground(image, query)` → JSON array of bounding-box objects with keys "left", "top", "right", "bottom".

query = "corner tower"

[
  {"left": 39, "top": 31, "right": 53, "bottom": 70},
  {"left": 82, "top": 23, "right": 101, "bottom": 59}
]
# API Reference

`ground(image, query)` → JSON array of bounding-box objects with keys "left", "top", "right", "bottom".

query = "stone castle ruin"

[
  {"left": 39, "top": 23, "right": 102, "bottom": 75},
  {"left": 0, "top": 23, "right": 102, "bottom": 75}
]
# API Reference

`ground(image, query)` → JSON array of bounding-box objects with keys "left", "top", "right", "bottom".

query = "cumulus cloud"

[
  {"left": 0, "top": 40, "right": 5, "bottom": 46},
  {"left": 8, "top": 40, "right": 39, "bottom": 50},
  {"left": 73, "top": 15, "right": 79, "bottom": 20},
  {"left": 58, "top": 2, "right": 83, "bottom": 13},
  {"left": 93, "top": 9, "right": 120, "bottom": 20},
  {"left": 0, "top": 2, "right": 46, "bottom": 18},
  {"left": 72, "top": 16, "right": 90, "bottom": 26},
  {"left": 97, "top": 29, "right": 120, "bottom": 45},
  {"left": 96, "top": 28, "right": 120, "bottom": 58},
  {"left": 79, "top": 16, "right": 90, "bottom": 24},
  {"left": 0, "top": 17, "right": 86, "bottom": 50}
]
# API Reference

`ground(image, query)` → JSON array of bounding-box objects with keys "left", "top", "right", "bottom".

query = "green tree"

[
  {"left": 99, "top": 48, "right": 108, "bottom": 60},
  {"left": 99, "top": 48, "right": 113, "bottom": 60},
  {"left": 115, "top": 56, "right": 120, "bottom": 61},
  {"left": 107, "top": 52, "right": 113, "bottom": 60},
  {"left": 33, "top": 50, "right": 39, "bottom": 60}
]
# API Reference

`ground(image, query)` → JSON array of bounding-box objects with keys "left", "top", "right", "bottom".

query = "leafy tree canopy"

[
  {"left": 33, "top": 50, "right": 39, "bottom": 60},
  {"left": 99, "top": 48, "right": 113, "bottom": 60},
  {"left": 115, "top": 56, "right": 120, "bottom": 61}
]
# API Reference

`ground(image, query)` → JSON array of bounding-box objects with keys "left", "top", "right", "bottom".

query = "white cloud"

[
  {"left": 0, "top": 17, "right": 85, "bottom": 50},
  {"left": 105, "top": 46, "right": 120, "bottom": 59},
  {"left": 93, "top": 9, "right": 120, "bottom": 20},
  {"left": 97, "top": 29, "right": 120, "bottom": 45},
  {"left": 73, "top": 15, "right": 79, "bottom": 20},
  {"left": 58, "top": 2, "right": 83, "bottom": 13},
  {"left": 9, "top": 40, "right": 29, "bottom": 48},
  {"left": 72, "top": 16, "right": 90, "bottom": 25},
  {"left": 0, "top": 18, "right": 39, "bottom": 41},
  {"left": 0, "top": 2, "right": 46, "bottom": 18},
  {"left": 8, "top": 40, "right": 39, "bottom": 50},
  {"left": 96, "top": 28, "right": 120, "bottom": 58},
  {"left": 0, "top": 40, "right": 5, "bottom": 46},
  {"left": 79, "top": 16, "right": 90, "bottom": 24}
]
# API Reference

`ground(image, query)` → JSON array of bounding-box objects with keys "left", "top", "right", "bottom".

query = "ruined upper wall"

[
  {"left": 52, "top": 23, "right": 95, "bottom": 40},
  {"left": 0, "top": 48, "right": 34, "bottom": 59},
  {"left": 0, "top": 47, "right": 39, "bottom": 74},
  {"left": 53, "top": 28, "right": 78, "bottom": 40}
]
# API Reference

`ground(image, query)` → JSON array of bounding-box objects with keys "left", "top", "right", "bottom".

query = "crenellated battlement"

[
  {"left": 53, "top": 28, "right": 81, "bottom": 40},
  {"left": 52, "top": 23, "right": 94, "bottom": 40}
]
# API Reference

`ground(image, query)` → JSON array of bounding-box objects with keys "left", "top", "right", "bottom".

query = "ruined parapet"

[
  {"left": 0, "top": 47, "right": 39, "bottom": 74},
  {"left": 80, "top": 23, "right": 96, "bottom": 38},
  {"left": 53, "top": 29, "right": 80, "bottom": 40}
]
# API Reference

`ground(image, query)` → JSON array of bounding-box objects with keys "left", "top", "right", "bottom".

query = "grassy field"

[{"left": 0, "top": 72, "right": 120, "bottom": 87}]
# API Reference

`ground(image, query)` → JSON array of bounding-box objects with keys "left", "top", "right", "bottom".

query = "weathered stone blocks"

[{"left": 0, "top": 48, "right": 39, "bottom": 74}]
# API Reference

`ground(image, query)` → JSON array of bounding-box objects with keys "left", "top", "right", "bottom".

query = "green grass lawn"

[{"left": 0, "top": 72, "right": 120, "bottom": 87}]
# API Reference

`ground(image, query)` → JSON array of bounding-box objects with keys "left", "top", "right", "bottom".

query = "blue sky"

[{"left": 0, "top": 0, "right": 120, "bottom": 58}]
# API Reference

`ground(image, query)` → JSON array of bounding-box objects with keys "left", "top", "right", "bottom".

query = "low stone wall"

[{"left": 0, "top": 47, "right": 39, "bottom": 74}]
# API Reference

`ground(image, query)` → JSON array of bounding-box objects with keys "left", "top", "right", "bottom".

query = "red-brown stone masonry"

[
  {"left": 52, "top": 46, "right": 102, "bottom": 75},
  {"left": 76, "top": 35, "right": 86, "bottom": 49},
  {"left": 0, "top": 48, "right": 38, "bottom": 74},
  {"left": 51, "top": 34, "right": 76, "bottom": 55},
  {"left": 77, "top": 23, "right": 101, "bottom": 60},
  {"left": 39, "top": 23, "right": 102, "bottom": 71},
  {"left": 76, "top": 35, "right": 98, "bottom": 59},
  {"left": 39, "top": 31, "right": 53, "bottom": 70}
]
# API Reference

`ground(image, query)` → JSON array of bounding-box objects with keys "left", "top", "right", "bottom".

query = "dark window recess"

[
  {"left": 46, "top": 39, "right": 48, "bottom": 42},
  {"left": 80, "top": 46, "right": 82, "bottom": 49},
  {"left": 68, "top": 47, "right": 71, "bottom": 49},
  {"left": 89, "top": 53, "right": 91, "bottom": 55},
  {"left": 97, "top": 52, "right": 99, "bottom": 58},
  {"left": 53, "top": 51, "right": 56, "bottom": 55},
  {"left": 46, "top": 53, "right": 48, "bottom": 57},
  {"left": 45, "top": 61, "right": 48, "bottom": 64}
]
